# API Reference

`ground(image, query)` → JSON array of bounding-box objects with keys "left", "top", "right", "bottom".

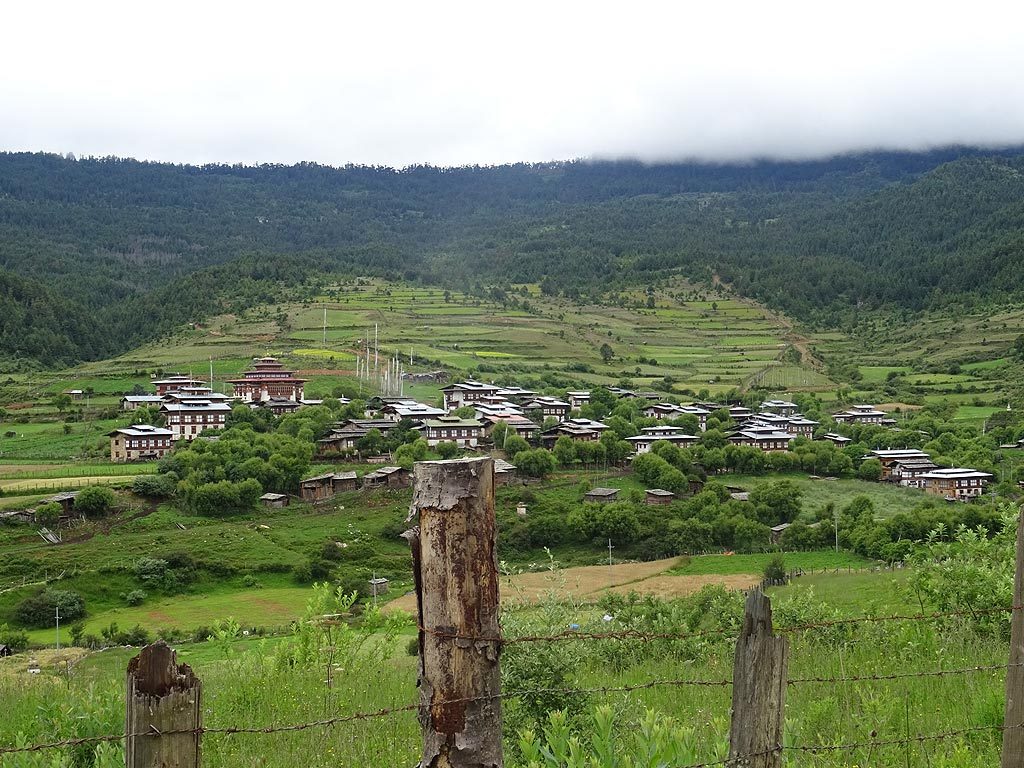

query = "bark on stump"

[
  {"left": 126, "top": 641, "right": 202, "bottom": 768},
  {"left": 408, "top": 456, "right": 502, "bottom": 768},
  {"left": 1003, "top": 508, "right": 1024, "bottom": 768},
  {"left": 728, "top": 590, "right": 788, "bottom": 768}
]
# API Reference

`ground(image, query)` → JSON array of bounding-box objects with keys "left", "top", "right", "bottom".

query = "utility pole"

[
  {"left": 834, "top": 506, "right": 840, "bottom": 553},
  {"left": 323, "top": 305, "right": 327, "bottom": 347},
  {"left": 55, "top": 606, "right": 61, "bottom": 651}
]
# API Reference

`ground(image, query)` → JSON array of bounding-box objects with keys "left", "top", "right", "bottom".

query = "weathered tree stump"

[
  {"left": 728, "top": 590, "right": 788, "bottom": 768},
  {"left": 126, "top": 641, "right": 202, "bottom": 768},
  {"left": 407, "top": 456, "right": 502, "bottom": 768}
]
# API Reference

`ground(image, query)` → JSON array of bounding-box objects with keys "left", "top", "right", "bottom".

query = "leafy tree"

[
  {"left": 857, "top": 458, "right": 883, "bottom": 481},
  {"left": 513, "top": 449, "right": 556, "bottom": 479},
  {"left": 502, "top": 433, "right": 530, "bottom": 457},
  {"left": 599, "top": 343, "right": 614, "bottom": 363},
  {"left": 552, "top": 436, "right": 578, "bottom": 468},
  {"left": 15, "top": 589, "right": 85, "bottom": 628},
  {"left": 356, "top": 428, "right": 385, "bottom": 456},
  {"left": 394, "top": 438, "right": 429, "bottom": 469},
  {"left": 74, "top": 486, "right": 116, "bottom": 517},
  {"left": 435, "top": 441, "right": 461, "bottom": 459},
  {"left": 34, "top": 502, "right": 61, "bottom": 526}
]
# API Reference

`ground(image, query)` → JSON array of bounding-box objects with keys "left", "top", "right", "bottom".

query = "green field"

[{"left": 726, "top": 473, "right": 930, "bottom": 518}]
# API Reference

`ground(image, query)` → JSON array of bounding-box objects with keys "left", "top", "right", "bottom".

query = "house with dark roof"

[{"left": 109, "top": 425, "right": 175, "bottom": 462}]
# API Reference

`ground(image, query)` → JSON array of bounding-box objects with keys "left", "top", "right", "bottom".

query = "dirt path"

[{"left": 386, "top": 557, "right": 760, "bottom": 612}]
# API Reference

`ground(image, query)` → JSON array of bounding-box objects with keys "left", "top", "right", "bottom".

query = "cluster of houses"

[
  {"left": 111, "top": 358, "right": 326, "bottom": 462},
  {"left": 100, "top": 365, "right": 995, "bottom": 503}
]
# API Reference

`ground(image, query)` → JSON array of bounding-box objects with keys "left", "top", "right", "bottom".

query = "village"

[{"left": 95, "top": 354, "right": 994, "bottom": 515}]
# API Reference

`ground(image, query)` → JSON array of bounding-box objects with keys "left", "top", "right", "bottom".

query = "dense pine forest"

[{"left": 2, "top": 146, "right": 1024, "bottom": 366}]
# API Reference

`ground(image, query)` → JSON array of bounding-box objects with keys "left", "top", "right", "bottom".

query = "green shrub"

[
  {"left": 132, "top": 474, "right": 176, "bottom": 498},
  {"left": 0, "top": 623, "right": 29, "bottom": 652},
  {"left": 764, "top": 555, "right": 787, "bottom": 582},
  {"left": 14, "top": 589, "right": 86, "bottom": 628},
  {"left": 74, "top": 486, "right": 116, "bottom": 517},
  {"left": 125, "top": 590, "right": 147, "bottom": 606}
]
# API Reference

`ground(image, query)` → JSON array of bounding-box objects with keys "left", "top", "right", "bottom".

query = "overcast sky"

[{"left": 3, "top": 1, "right": 1024, "bottom": 167}]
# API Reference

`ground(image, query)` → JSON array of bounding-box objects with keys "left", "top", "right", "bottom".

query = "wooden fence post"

[
  {"left": 728, "top": 590, "right": 788, "bottom": 768},
  {"left": 126, "top": 641, "right": 202, "bottom": 768},
  {"left": 1003, "top": 507, "right": 1024, "bottom": 768},
  {"left": 407, "top": 457, "right": 503, "bottom": 768}
]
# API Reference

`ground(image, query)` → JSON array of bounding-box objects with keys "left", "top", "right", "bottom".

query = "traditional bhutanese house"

[
  {"left": 625, "top": 427, "right": 700, "bottom": 454},
  {"left": 643, "top": 402, "right": 686, "bottom": 420},
  {"left": 645, "top": 488, "right": 676, "bottom": 505},
  {"left": 744, "top": 413, "right": 819, "bottom": 438},
  {"left": 152, "top": 375, "right": 206, "bottom": 396},
  {"left": 262, "top": 398, "right": 303, "bottom": 416},
  {"left": 637, "top": 391, "right": 662, "bottom": 401},
  {"left": 760, "top": 399, "right": 800, "bottom": 416},
  {"left": 523, "top": 396, "right": 571, "bottom": 422},
  {"left": 866, "top": 449, "right": 932, "bottom": 481},
  {"left": 920, "top": 468, "right": 992, "bottom": 500},
  {"left": 109, "top": 424, "right": 175, "bottom": 463},
  {"left": 164, "top": 391, "right": 233, "bottom": 405},
  {"left": 316, "top": 420, "right": 398, "bottom": 453},
  {"left": 474, "top": 403, "right": 525, "bottom": 421},
  {"left": 440, "top": 381, "right": 503, "bottom": 410},
  {"left": 422, "top": 416, "right": 484, "bottom": 448},
  {"left": 260, "top": 492, "right": 289, "bottom": 508},
  {"left": 494, "top": 386, "right": 538, "bottom": 404},
  {"left": 584, "top": 487, "right": 620, "bottom": 503},
  {"left": 728, "top": 427, "right": 795, "bottom": 452},
  {"left": 121, "top": 394, "right": 165, "bottom": 411},
  {"left": 378, "top": 400, "right": 447, "bottom": 422},
  {"left": 494, "top": 458, "right": 517, "bottom": 486},
  {"left": 770, "top": 523, "right": 791, "bottom": 543},
  {"left": 63, "top": 389, "right": 84, "bottom": 400},
  {"left": 160, "top": 400, "right": 232, "bottom": 441},
  {"left": 300, "top": 473, "right": 337, "bottom": 502},
  {"left": 332, "top": 471, "right": 359, "bottom": 492},
  {"left": 608, "top": 387, "right": 637, "bottom": 398},
  {"left": 539, "top": 418, "right": 609, "bottom": 447},
  {"left": 890, "top": 458, "right": 940, "bottom": 488},
  {"left": 227, "top": 357, "right": 308, "bottom": 403},
  {"left": 833, "top": 404, "right": 887, "bottom": 425},
  {"left": 566, "top": 391, "right": 591, "bottom": 409},
  {"left": 726, "top": 405, "right": 755, "bottom": 421},
  {"left": 363, "top": 466, "right": 412, "bottom": 489},
  {"left": 482, "top": 414, "right": 539, "bottom": 440},
  {"left": 822, "top": 433, "right": 853, "bottom": 446}
]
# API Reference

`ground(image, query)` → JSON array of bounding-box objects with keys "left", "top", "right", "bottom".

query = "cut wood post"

[
  {"left": 126, "top": 641, "right": 202, "bottom": 768},
  {"left": 1003, "top": 507, "right": 1024, "bottom": 768},
  {"left": 728, "top": 590, "right": 788, "bottom": 768},
  {"left": 407, "top": 456, "right": 502, "bottom": 768}
]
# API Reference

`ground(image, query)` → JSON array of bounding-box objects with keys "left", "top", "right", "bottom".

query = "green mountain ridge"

[{"left": 2, "top": 147, "right": 1024, "bottom": 366}]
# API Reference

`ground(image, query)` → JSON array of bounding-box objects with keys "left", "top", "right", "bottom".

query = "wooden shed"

[
  {"left": 493, "top": 458, "right": 517, "bottom": 486},
  {"left": 260, "top": 492, "right": 289, "bottom": 509},
  {"left": 584, "top": 487, "right": 620, "bottom": 503},
  {"left": 645, "top": 488, "right": 676, "bottom": 505},
  {"left": 300, "top": 474, "right": 336, "bottom": 502},
  {"left": 332, "top": 471, "right": 359, "bottom": 492},
  {"left": 363, "top": 466, "right": 411, "bottom": 489}
]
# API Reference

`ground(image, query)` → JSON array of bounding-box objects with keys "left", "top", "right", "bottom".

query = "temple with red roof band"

[{"left": 227, "top": 357, "right": 308, "bottom": 403}]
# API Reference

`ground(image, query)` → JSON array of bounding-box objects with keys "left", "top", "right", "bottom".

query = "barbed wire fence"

[{"left": 2, "top": 456, "right": 1023, "bottom": 767}]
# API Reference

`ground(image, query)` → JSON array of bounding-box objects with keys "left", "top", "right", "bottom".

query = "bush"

[
  {"left": 125, "top": 590, "right": 147, "bottom": 606},
  {"left": 132, "top": 474, "right": 176, "bottom": 498},
  {"left": 14, "top": 589, "right": 86, "bottom": 628},
  {"left": 34, "top": 501, "right": 62, "bottom": 526},
  {"left": 435, "top": 441, "right": 461, "bottom": 459},
  {"left": 133, "top": 556, "right": 169, "bottom": 584},
  {"left": 74, "top": 486, "right": 116, "bottom": 517},
  {"left": 764, "top": 555, "right": 787, "bottom": 582},
  {"left": 242, "top": 574, "right": 261, "bottom": 588},
  {"left": 0, "top": 623, "right": 29, "bottom": 652}
]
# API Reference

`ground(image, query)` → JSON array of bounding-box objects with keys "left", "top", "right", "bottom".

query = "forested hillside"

[{"left": 2, "top": 147, "right": 1024, "bottom": 365}]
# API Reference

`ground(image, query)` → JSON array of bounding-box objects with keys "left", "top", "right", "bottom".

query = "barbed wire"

[
  {"left": 3, "top": 667, "right": 1019, "bottom": 757},
  {"left": 419, "top": 604, "right": 1019, "bottom": 647}
]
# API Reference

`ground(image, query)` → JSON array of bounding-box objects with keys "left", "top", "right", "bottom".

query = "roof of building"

[
  {"left": 121, "top": 395, "right": 164, "bottom": 403},
  {"left": 301, "top": 473, "right": 337, "bottom": 484},
  {"left": 920, "top": 468, "right": 993, "bottom": 480},
  {"left": 333, "top": 471, "right": 358, "bottom": 481},
  {"left": 761, "top": 399, "right": 799, "bottom": 409},
  {"left": 645, "top": 488, "right": 676, "bottom": 497},
  {"left": 424, "top": 417, "right": 483, "bottom": 429},
  {"left": 563, "top": 418, "right": 609, "bottom": 430},
  {"left": 823, "top": 432, "right": 852, "bottom": 442},
  {"left": 160, "top": 401, "right": 232, "bottom": 412},
  {"left": 584, "top": 487, "right": 620, "bottom": 497},
  {"left": 260, "top": 493, "right": 288, "bottom": 501},
  {"left": 625, "top": 433, "right": 699, "bottom": 443},
  {"left": 730, "top": 430, "right": 796, "bottom": 442},
  {"left": 109, "top": 424, "right": 175, "bottom": 438},
  {"left": 868, "top": 448, "right": 931, "bottom": 459},
  {"left": 494, "top": 458, "right": 517, "bottom": 473},
  {"left": 770, "top": 523, "right": 791, "bottom": 533}
]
